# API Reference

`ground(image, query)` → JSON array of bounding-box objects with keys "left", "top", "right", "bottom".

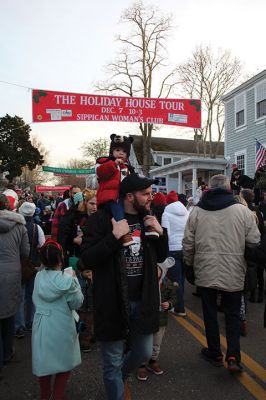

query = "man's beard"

[{"left": 132, "top": 195, "right": 150, "bottom": 215}]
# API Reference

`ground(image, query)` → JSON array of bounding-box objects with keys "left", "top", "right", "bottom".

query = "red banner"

[
  {"left": 32, "top": 89, "right": 201, "bottom": 128},
  {"left": 35, "top": 185, "right": 71, "bottom": 193},
  {"left": 53, "top": 173, "right": 86, "bottom": 178}
]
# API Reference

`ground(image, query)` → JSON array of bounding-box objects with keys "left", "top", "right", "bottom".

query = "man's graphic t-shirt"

[{"left": 123, "top": 214, "right": 144, "bottom": 300}]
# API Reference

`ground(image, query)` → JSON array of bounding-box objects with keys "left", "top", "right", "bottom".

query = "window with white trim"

[
  {"left": 163, "top": 157, "right": 172, "bottom": 165},
  {"left": 155, "top": 155, "right": 174, "bottom": 166},
  {"left": 235, "top": 153, "right": 245, "bottom": 174},
  {"left": 235, "top": 93, "right": 245, "bottom": 128},
  {"left": 256, "top": 81, "right": 266, "bottom": 119}
]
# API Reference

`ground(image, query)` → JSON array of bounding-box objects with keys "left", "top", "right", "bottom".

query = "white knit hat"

[{"left": 19, "top": 201, "right": 36, "bottom": 217}]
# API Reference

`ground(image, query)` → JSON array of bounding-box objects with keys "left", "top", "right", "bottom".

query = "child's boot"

[{"left": 146, "top": 359, "right": 164, "bottom": 375}]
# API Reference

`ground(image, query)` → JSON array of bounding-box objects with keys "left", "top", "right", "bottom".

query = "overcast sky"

[{"left": 1, "top": 0, "right": 265, "bottom": 165}]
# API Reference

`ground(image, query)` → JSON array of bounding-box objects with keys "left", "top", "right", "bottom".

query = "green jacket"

[{"left": 159, "top": 277, "right": 177, "bottom": 327}]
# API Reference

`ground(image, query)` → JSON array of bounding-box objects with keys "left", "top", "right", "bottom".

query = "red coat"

[{"left": 96, "top": 157, "right": 129, "bottom": 207}]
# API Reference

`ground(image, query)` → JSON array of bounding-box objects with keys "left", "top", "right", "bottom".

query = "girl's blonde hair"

[{"left": 83, "top": 189, "right": 96, "bottom": 203}]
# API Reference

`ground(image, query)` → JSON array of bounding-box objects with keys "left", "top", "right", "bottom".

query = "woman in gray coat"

[{"left": 0, "top": 194, "right": 30, "bottom": 374}]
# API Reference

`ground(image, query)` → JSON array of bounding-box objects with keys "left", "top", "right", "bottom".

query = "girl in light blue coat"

[{"left": 32, "top": 239, "right": 83, "bottom": 400}]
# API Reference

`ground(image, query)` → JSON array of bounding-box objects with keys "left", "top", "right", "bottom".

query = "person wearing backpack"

[{"left": 14, "top": 202, "right": 45, "bottom": 338}]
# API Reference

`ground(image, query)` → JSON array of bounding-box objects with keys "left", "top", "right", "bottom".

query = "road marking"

[
  {"left": 172, "top": 313, "right": 266, "bottom": 400},
  {"left": 186, "top": 308, "right": 266, "bottom": 384}
]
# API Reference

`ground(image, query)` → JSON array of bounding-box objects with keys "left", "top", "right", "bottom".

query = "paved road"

[{"left": 1, "top": 284, "right": 265, "bottom": 400}]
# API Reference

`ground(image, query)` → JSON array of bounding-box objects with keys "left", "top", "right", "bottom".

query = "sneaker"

[
  {"left": 227, "top": 357, "right": 243, "bottom": 373},
  {"left": 15, "top": 329, "right": 25, "bottom": 339},
  {"left": 147, "top": 360, "right": 163, "bottom": 375},
  {"left": 121, "top": 234, "right": 135, "bottom": 247},
  {"left": 145, "top": 227, "right": 159, "bottom": 238},
  {"left": 201, "top": 347, "right": 223, "bottom": 367},
  {"left": 172, "top": 310, "right": 187, "bottom": 317},
  {"left": 137, "top": 366, "right": 148, "bottom": 381},
  {"left": 81, "top": 344, "right": 91, "bottom": 353},
  {"left": 240, "top": 320, "right": 247, "bottom": 337}
]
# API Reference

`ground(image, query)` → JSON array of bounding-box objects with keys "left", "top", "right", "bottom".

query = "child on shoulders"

[{"left": 96, "top": 134, "right": 135, "bottom": 246}]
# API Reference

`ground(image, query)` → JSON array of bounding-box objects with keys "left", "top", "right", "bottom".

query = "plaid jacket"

[{"left": 51, "top": 200, "right": 68, "bottom": 241}]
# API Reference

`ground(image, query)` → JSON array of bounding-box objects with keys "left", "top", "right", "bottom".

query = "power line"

[{"left": 0, "top": 80, "right": 32, "bottom": 90}]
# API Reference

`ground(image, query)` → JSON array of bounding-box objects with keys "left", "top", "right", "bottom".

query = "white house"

[{"left": 129, "top": 135, "right": 226, "bottom": 197}]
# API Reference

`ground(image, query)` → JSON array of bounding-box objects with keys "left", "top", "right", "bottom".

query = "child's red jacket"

[{"left": 96, "top": 157, "right": 130, "bottom": 207}]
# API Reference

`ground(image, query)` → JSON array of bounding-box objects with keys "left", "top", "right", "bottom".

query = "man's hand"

[
  {"left": 73, "top": 235, "right": 83, "bottom": 246},
  {"left": 111, "top": 218, "right": 130, "bottom": 240},
  {"left": 143, "top": 215, "right": 163, "bottom": 236}
]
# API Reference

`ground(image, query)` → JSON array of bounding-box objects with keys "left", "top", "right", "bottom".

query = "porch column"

[
  {"left": 192, "top": 167, "right": 198, "bottom": 198},
  {"left": 178, "top": 171, "right": 182, "bottom": 193}
]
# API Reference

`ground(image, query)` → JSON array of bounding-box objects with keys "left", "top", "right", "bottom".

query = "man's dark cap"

[{"left": 120, "top": 173, "right": 158, "bottom": 195}]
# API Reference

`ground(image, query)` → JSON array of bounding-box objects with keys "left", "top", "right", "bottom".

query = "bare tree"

[
  {"left": 14, "top": 135, "right": 49, "bottom": 190},
  {"left": 178, "top": 46, "right": 243, "bottom": 158},
  {"left": 55, "top": 158, "right": 93, "bottom": 188},
  {"left": 96, "top": 1, "right": 179, "bottom": 175},
  {"left": 81, "top": 137, "right": 109, "bottom": 163}
]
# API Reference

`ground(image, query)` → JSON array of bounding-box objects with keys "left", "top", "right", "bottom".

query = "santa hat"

[
  {"left": 19, "top": 201, "right": 36, "bottom": 217},
  {"left": 3, "top": 189, "right": 18, "bottom": 210},
  {"left": 153, "top": 192, "right": 166, "bottom": 206},
  {"left": 109, "top": 134, "right": 134, "bottom": 157},
  {"left": 132, "top": 229, "right": 141, "bottom": 241},
  {"left": 232, "top": 163, "right": 238, "bottom": 170},
  {"left": 166, "top": 190, "right": 179, "bottom": 204}
]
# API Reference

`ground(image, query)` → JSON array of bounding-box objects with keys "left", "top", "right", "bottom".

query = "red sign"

[
  {"left": 35, "top": 185, "right": 71, "bottom": 193},
  {"left": 32, "top": 89, "right": 201, "bottom": 128},
  {"left": 53, "top": 173, "right": 86, "bottom": 178}
]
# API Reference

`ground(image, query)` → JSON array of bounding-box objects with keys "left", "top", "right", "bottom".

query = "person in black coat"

[
  {"left": 80, "top": 174, "right": 168, "bottom": 400},
  {"left": 241, "top": 189, "right": 265, "bottom": 303},
  {"left": 232, "top": 170, "right": 254, "bottom": 193},
  {"left": 245, "top": 233, "right": 266, "bottom": 328}
]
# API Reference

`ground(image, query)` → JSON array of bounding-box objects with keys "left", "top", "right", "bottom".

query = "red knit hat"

[
  {"left": 6, "top": 196, "right": 16, "bottom": 210},
  {"left": 166, "top": 190, "right": 179, "bottom": 204},
  {"left": 153, "top": 192, "right": 166, "bottom": 206}
]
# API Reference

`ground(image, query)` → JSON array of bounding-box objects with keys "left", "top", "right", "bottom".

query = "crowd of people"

[{"left": 0, "top": 135, "right": 266, "bottom": 400}]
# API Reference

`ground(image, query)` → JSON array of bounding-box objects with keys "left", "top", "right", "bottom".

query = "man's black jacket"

[{"left": 80, "top": 208, "right": 168, "bottom": 341}]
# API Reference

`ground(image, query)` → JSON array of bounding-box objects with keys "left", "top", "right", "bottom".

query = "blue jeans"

[
  {"left": 100, "top": 301, "right": 153, "bottom": 400},
  {"left": 168, "top": 251, "right": 185, "bottom": 313},
  {"left": 110, "top": 198, "right": 124, "bottom": 221},
  {"left": 15, "top": 278, "right": 35, "bottom": 331}
]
